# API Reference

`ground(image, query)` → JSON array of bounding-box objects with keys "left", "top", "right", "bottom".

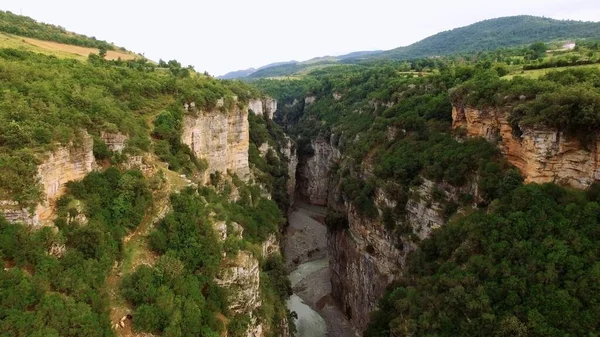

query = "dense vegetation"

[
  {"left": 0, "top": 168, "right": 152, "bottom": 337},
  {"left": 122, "top": 184, "right": 289, "bottom": 337},
  {"left": 366, "top": 183, "right": 600, "bottom": 336},
  {"left": 375, "top": 16, "right": 600, "bottom": 60},
  {"left": 259, "top": 41, "right": 600, "bottom": 336},
  {"left": 0, "top": 48, "right": 259, "bottom": 206},
  {"left": 0, "top": 19, "right": 292, "bottom": 336},
  {"left": 452, "top": 67, "right": 600, "bottom": 143},
  {"left": 0, "top": 10, "right": 116, "bottom": 50},
  {"left": 231, "top": 15, "right": 600, "bottom": 80}
]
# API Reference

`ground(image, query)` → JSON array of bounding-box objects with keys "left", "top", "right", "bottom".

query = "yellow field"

[{"left": 0, "top": 32, "right": 139, "bottom": 61}]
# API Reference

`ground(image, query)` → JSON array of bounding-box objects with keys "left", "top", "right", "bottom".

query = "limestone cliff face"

[
  {"left": 182, "top": 102, "right": 250, "bottom": 181},
  {"left": 452, "top": 105, "right": 600, "bottom": 189},
  {"left": 213, "top": 220, "right": 288, "bottom": 337},
  {"left": 100, "top": 131, "right": 128, "bottom": 153},
  {"left": 328, "top": 176, "right": 476, "bottom": 332},
  {"left": 283, "top": 137, "right": 298, "bottom": 205},
  {"left": 1, "top": 132, "right": 96, "bottom": 226},
  {"left": 297, "top": 136, "right": 340, "bottom": 205},
  {"left": 328, "top": 204, "right": 408, "bottom": 332},
  {"left": 249, "top": 97, "right": 278, "bottom": 119}
]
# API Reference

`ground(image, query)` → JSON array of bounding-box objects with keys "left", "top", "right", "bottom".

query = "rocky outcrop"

[
  {"left": 283, "top": 137, "right": 298, "bottom": 205},
  {"left": 452, "top": 105, "right": 600, "bottom": 189},
  {"left": 249, "top": 97, "right": 278, "bottom": 119},
  {"left": 304, "top": 96, "right": 316, "bottom": 106},
  {"left": 1, "top": 132, "right": 96, "bottom": 226},
  {"left": 182, "top": 100, "right": 250, "bottom": 182},
  {"left": 297, "top": 136, "right": 340, "bottom": 205},
  {"left": 328, "top": 176, "right": 477, "bottom": 332},
  {"left": 100, "top": 131, "right": 128, "bottom": 153},
  {"left": 328, "top": 204, "right": 408, "bottom": 332}
]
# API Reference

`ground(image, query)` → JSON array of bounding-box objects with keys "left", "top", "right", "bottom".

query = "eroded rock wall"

[
  {"left": 1, "top": 132, "right": 96, "bottom": 226},
  {"left": 296, "top": 136, "right": 340, "bottom": 205},
  {"left": 182, "top": 103, "right": 250, "bottom": 181},
  {"left": 283, "top": 137, "right": 298, "bottom": 205},
  {"left": 328, "top": 176, "right": 477, "bottom": 332},
  {"left": 249, "top": 97, "right": 278, "bottom": 119},
  {"left": 452, "top": 105, "right": 600, "bottom": 188}
]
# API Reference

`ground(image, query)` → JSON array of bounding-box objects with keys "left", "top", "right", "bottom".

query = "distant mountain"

[
  {"left": 220, "top": 50, "right": 381, "bottom": 80},
  {"left": 371, "top": 16, "right": 600, "bottom": 60},
  {"left": 218, "top": 68, "right": 257, "bottom": 80},
  {"left": 228, "top": 15, "right": 600, "bottom": 80},
  {"left": 218, "top": 61, "right": 298, "bottom": 79}
]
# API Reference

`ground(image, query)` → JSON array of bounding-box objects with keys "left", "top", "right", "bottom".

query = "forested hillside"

[
  {"left": 258, "top": 42, "right": 600, "bottom": 336},
  {"left": 0, "top": 44, "right": 294, "bottom": 337},
  {"left": 227, "top": 15, "right": 600, "bottom": 80},
  {"left": 374, "top": 16, "right": 600, "bottom": 60}
]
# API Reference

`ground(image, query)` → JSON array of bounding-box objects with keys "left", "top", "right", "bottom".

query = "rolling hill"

[
  {"left": 374, "top": 15, "right": 600, "bottom": 59},
  {"left": 224, "top": 15, "right": 600, "bottom": 80},
  {"left": 0, "top": 10, "right": 140, "bottom": 60}
]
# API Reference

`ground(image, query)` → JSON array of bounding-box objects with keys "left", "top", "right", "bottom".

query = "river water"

[{"left": 284, "top": 202, "right": 358, "bottom": 337}]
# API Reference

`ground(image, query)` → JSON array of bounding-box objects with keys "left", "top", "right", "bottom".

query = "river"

[{"left": 284, "top": 201, "right": 358, "bottom": 337}]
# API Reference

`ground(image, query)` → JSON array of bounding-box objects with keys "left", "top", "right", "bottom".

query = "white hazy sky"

[{"left": 2, "top": 0, "right": 600, "bottom": 75}]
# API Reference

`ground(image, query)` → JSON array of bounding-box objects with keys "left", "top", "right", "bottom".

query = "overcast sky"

[{"left": 2, "top": 0, "right": 600, "bottom": 75}]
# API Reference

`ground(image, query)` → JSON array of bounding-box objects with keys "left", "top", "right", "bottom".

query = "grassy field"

[
  {"left": 503, "top": 63, "right": 600, "bottom": 80},
  {"left": 0, "top": 32, "right": 139, "bottom": 61}
]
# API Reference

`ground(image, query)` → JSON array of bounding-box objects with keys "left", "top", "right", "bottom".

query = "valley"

[{"left": 2, "top": 7, "right": 600, "bottom": 337}]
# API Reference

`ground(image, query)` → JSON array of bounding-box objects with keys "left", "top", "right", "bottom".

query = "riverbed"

[{"left": 285, "top": 201, "right": 358, "bottom": 337}]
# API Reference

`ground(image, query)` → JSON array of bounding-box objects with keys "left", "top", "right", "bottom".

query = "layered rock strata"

[
  {"left": 182, "top": 101, "right": 250, "bottom": 181},
  {"left": 1, "top": 131, "right": 95, "bottom": 226},
  {"left": 452, "top": 105, "right": 600, "bottom": 188}
]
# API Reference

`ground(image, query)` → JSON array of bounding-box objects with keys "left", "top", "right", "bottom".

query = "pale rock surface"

[
  {"left": 452, "top": 105, "right": 600, "bottom": 188},
  {"left": 283, "top": 137, "right": 298, "bottom": 205},
  {"left": 182, "top": 102, "right": 250, "bottom": 182},
  {"left": 248, "top": 97, "right": 278, "bottom": 119},
  {"left": 297, "top": 136, "right": 340, "bottom": 205},
  {"left": 327, "top": 177, "right": 475, "bottom": 332},
  {"left": 1, "top": 131, "right": 95, "bottom": 226},
  {"left": 100, "top": 131, "right": 128, "bottom": 153}
]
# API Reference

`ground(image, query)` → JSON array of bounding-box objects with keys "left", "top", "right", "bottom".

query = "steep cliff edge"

[
  {"left": 326, "top": 177, "right": 476, "bottom": 332},
  {"left": 452, "top": 105, "right": 600, "bottom": 188},
  {"left": 296, "top": 136, "right": 340, "bottom": 205},
  {"left": 249, "top": 97, "right": 278, "bottom": 120},
  {"left": 182, "top": 100, "right": 250, "bottom": 182},
  {"left": 1, "top": 131, "right": 95, "bottom": 226}
]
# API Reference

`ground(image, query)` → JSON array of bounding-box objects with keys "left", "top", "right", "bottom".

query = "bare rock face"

[
  {"left": 328, "top": 204, "right": 408, "bottom": 332},
  {"left": 297, "top": 136, "right": 340, "bottom": 205},
  {"left": 304, "top": 96, "right": 316, "bottom": 106},
  {"left": 216, "top": 250, "right": 262, "bottom": 315},
  {"left": 452, "top": 105, "right": 600, "bottom": 188},
  {"left": 328, "top": 177, "right": 476, "bottom": 332},
  {"left": 100, "top": 131, "right": 128, "bottom": 153},
  {"left": 182, "top": 102, "right": 250, "bottom": 182},
  {"left": 1, "top": 131, "right": 95, "bottom": 226},
  {"left": 248, "top": 97, "right": 278, "bottom": 119},
  {"left": 283, "top": 137, "right": 298, "bottom": 205}
]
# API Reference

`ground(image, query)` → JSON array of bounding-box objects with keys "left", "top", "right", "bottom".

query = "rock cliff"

[
  {"left": 182, "top": 101, "right": 250, "bottom": 182},
  {"left": 100, "top": 131, "right": 128, "bottom": 153},
  {"left": 327, "top": 171, "right": 477, "bottom": 331},
  {"left": 296, "top": 136, "right": 340, "bottom": 205},
  {"left": 283, "top": 137, "right": 298, "bottom": 205},
  {"left": 452, "top": 105, "right": 600, "bottom": 188},
  {"left": 1, "top": 131, "right": 96, "bottom": 226},
  {"left": 249, "top": 97, "right": 278, "bottom": 119}
]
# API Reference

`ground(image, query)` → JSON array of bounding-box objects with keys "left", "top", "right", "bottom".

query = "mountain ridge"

[{"left": 222, "top": 15, "right": 600, "bottom": 79}]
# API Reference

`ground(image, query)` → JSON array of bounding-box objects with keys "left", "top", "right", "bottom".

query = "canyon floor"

[{"left": 285, "top": 200, "right": 359, "bottom": 337}]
